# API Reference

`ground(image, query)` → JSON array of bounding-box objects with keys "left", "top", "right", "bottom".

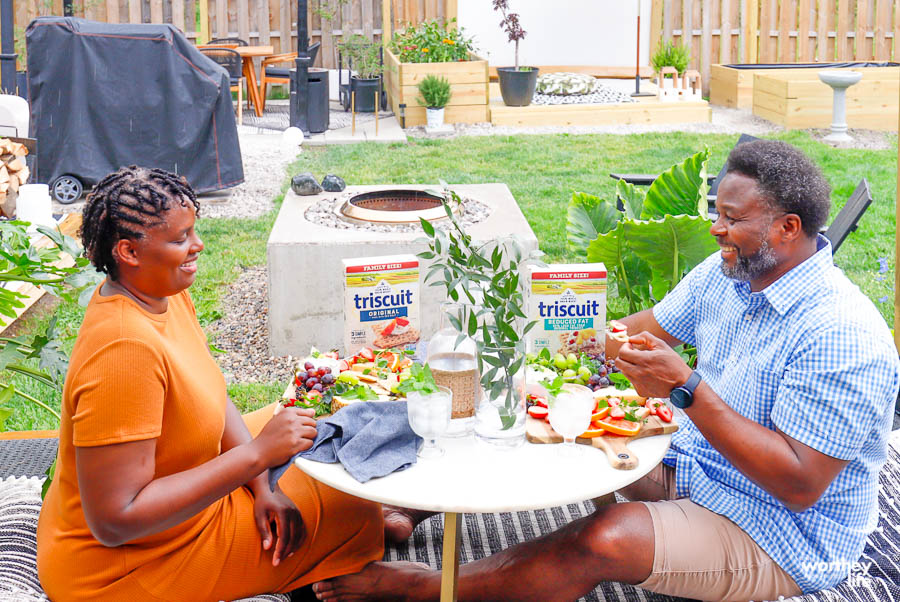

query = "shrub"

[
  {"left": 338, "top": 34, "right": 382, "bottom": 79},
  {"left": 417, "top": 75, "right": 452, "bottom": 109},
  {"left": 651, "top": 39, "right": 691, "bottom": 75},
  {"left": 389, "top": 19, "right": 476, "bottom": 63}
]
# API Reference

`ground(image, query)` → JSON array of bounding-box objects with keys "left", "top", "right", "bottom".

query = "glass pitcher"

[{"left": 426, "top": 302, "right": 480, "bottom": 437}]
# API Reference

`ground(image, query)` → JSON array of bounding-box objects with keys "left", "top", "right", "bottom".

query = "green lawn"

[{"left": 3, "top": 130, "right": 897, "bottom": 430}]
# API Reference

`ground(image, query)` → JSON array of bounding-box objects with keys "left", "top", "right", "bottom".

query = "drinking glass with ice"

[
  {"left": 406, "top": 385, "right": 453, "bottom": 458},
  {"left": 548, "top": 388, "right": 594, "bottom": 456}
]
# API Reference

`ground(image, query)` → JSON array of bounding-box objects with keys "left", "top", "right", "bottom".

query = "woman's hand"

[
  {"left": 252, "top": 485, "right": 305, "bottom": 567},
  {"left": 250, "top": 407, "right": 318, "bottom": 467}
]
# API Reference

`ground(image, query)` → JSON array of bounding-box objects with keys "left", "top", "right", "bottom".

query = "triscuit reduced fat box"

[
  {"left": 343, "top": 254, "right": 420, "bottom": 356},
  {"left": 528, "top": 263, "right": 607, "bottom": 356}
]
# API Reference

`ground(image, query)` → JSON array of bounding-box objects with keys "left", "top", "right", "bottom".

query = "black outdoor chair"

[
  {"left": 610, "top": 133, "right": 760, "bottom": 214},
  {"left": 823, "top": 178, "right": 873, "bottom": 253},
  {"left": 259, "top": 41, "right": 321, "bottom": 113},
  {"left": 208, "top": 37, "right": 249, "bottom": 47},
  {"left": 198, "top": 47, "right": 244, "bottom": 124}
]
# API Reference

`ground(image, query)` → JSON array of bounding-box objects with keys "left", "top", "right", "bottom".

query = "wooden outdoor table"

[
  {"left": 235, "top": 45, "right": 274, "bottom": 117},
  {"left": 296, "top": 430, "right": 672, "bottom": 601}
]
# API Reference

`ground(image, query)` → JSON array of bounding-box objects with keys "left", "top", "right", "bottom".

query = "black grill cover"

[{"left": 26, "top": 17, "right": 243, "bottom": 193}]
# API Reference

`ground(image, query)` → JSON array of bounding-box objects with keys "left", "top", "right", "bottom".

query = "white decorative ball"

[{"left": 282, "top": 126, "right": 305, "bottom": 148}]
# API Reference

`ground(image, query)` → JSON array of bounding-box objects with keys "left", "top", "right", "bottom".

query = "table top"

[
  {"left": 295, "top": 432, "right": 672, "bottom": 513},
  {"left": 235, "top": 45, "right": 274, "bottom": 58}
]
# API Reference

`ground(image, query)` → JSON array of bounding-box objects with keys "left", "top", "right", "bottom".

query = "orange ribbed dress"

[{"left": 37, "top": 287, "right": 384, "bottom": 601}]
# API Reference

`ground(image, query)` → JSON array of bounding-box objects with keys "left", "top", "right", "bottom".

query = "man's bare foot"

[
  {"left": 312, "top": 561, "right": 433, "bottom": 601},
  {"left": 382, "top": 505, "right": 437, "bottom": 544}
]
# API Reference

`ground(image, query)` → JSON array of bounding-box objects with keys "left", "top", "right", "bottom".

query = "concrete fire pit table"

[{"left": 267, "top": 184, "right": 539, "bottom": 357}]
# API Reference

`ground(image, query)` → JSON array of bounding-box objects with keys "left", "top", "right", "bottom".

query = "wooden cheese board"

[{"left": 526, "top": 414, "right": 678, "bottom": 470}]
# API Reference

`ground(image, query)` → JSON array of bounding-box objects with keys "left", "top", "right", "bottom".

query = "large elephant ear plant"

[{"left": 566, "top": 148, "right": 719, "bottom": 318}]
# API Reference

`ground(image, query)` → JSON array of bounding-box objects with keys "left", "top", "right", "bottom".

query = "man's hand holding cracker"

[{"left": 616, "top": 331, "right": 693, "bottom": 399}]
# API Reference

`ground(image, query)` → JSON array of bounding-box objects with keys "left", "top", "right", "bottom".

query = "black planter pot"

[
  {"left": 351, "top": 76, "right": 380, "bottom": 113},
  {"left": 497, "top": 67, "right": 539, "bottom": 107}
]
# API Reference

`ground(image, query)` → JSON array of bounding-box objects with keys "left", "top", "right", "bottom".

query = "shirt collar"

[{"left": 731, "top": 235, "right": 833, "bottom": 315}]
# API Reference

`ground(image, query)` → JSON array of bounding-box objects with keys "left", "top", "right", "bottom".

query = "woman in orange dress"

[{"left": 36, "top": 166, "right": 384, "bottom": 601}]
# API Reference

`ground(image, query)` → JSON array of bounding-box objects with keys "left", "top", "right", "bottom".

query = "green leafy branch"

[{"left": 417, "top": 184, "right": 544, "bottom": 429}]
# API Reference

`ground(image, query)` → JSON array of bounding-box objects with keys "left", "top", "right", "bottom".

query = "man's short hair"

[{"left": 725, "top": 140, "right": 831, "bottom": 237}]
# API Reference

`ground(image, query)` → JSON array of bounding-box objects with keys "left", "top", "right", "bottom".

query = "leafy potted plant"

[
  {"left": 337, "top": 34, "right": 383, "bottom": 112},
  {"left": 418, "top": 186, "right": 544, "bottom": 447},
  {"left": 417, "top": 74, "right": 452, "bottom": 129},
  {"left": 650, "top": 39, "right": 691, "bottom": 90},
  {"left": 493, "top": 0, "right": 538, "bottom": 107}
]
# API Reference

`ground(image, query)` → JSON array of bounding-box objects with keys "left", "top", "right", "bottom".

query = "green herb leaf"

[{"left": 609, "top": 373, "right": 632, "bottom": 391}]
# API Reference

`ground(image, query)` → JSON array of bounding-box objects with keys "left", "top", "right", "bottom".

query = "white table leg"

[{"left": 440, "top": 511, "right": 462, "bottom": 602}]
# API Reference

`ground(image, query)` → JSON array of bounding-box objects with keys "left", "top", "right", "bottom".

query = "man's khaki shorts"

[{"left": 619, "top": 463, "right": 803, "bottom": 602}]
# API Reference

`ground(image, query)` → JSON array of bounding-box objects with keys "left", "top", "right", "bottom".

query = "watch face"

[{"left": 670, "top": 387, "right": 691, "bottom": 409}]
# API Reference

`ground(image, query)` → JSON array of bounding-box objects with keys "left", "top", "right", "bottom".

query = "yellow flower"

[
  {"left": 422, "top": 47, "right": 430, "bottom": 52},
  {"left": 443, "top": 38, "right": 455, "bottom": 45}
]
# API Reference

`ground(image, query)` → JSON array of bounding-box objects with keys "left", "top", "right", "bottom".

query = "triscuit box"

[
  {"left": 528, "top": 264, "right": 607, "bottom": 357},
  {"left": 343, "top": 254, "right": 420, "bottom": 356}
]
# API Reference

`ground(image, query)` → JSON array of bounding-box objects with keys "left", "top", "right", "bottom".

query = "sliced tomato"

[
  {"left": 527, "top": 405, "right": 549, "bottom": 420},
  {"left": 527, "top": 394, "right": 549, "bottom": 409},
  {"left": 656, "top": 405, "right": 673, "bottom": 423},
  {"left": 360, "top": 347, "right": 376, "bottom": 362},
  {"left": 395, "top": 317, "right": 410, "bottom": 326},
  {"left": 381, "top": 321, "right": 396, "bottom": 336}
]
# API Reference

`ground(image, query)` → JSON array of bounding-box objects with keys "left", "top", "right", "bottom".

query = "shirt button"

[{"left": 744, "top": 314, "right": 752, "bottom": 321}]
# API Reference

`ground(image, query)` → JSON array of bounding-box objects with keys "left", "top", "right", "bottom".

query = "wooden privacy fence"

[
  {"left": 652, "top": 0, "right": 900, "bottom": 95},
  {"left": 8, "top": 0, "right": 455, "bottom": 70}
]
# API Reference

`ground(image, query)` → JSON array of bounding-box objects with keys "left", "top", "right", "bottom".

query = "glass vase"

[
  {"left": 473, "top": 341, "right": 527, "bottom": 449},
  {"left": 426, "top": 302, "right": 480, "bottom": 437}
]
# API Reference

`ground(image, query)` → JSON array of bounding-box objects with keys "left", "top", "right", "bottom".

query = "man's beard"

[{"left": 720, "top": 238, "right": 778, "bottom": 282}]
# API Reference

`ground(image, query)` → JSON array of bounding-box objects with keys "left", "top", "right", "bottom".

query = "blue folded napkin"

[{"left": 268, "top": 400, "right": 421, "bottom": 490}]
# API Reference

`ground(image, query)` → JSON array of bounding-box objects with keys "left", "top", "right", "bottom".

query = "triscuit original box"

[
  {"left": 528, "top": 263, "right": 607, "bottom": 356},
  {"left": 343, "top": 255, "right": 420, "bottom": 356}
]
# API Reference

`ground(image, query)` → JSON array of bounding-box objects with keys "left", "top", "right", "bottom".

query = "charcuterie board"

[{"left": 526, "top": 415, "right": 678, "bottom": 470}]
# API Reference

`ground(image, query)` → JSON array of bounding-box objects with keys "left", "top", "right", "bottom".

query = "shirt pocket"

[{"left": 720, "top": 359, "right": 781, "bottom": 427}]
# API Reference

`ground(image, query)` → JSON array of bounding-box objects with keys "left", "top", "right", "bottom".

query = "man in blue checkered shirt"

[{"left": 312, "top": 140, "right": 899, "bottom": 602}]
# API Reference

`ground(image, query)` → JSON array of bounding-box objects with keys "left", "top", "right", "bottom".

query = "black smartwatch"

[{"left": 669, "top": 371, "right": 702, "bottom": 409}]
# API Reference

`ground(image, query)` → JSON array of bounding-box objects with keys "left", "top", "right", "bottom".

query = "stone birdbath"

[{"left": 818, "top": 70, "right": 862, "bottom": 143}]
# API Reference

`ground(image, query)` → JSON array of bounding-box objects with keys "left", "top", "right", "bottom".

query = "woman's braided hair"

[{"left": 80, "top": 166, "right": 200, "bottom": 281}]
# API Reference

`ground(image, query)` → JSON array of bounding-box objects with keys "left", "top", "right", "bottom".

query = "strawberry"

[
  {"left": 610, "top": 406, "right": 626, "bottom": 419},
  {"left": 338, "top": 359, "right": 350, "bottom": 372},
  {"left": 360, "top": 347, "right": 376, "bottom": 362},
  {"left": 527, "top": 405, "right": 549, "bottom": 420},
  {"left": 324, "top": 350, "right": 339, "bottom": 360},
  {"left": 656, "top": 405, "right": 673, "bottom": 423}
]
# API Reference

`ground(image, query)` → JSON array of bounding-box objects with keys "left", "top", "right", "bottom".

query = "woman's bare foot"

[
  {"left": 382, "top": 505, "right": 437, "bottom": 544},
  {"left": 312, "top": 561, "right": 434, "bottom": 601}
]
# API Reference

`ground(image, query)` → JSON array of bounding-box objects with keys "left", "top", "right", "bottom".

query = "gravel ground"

[{"left": 50, "top": 105, "right": 894, "bottom": 385}]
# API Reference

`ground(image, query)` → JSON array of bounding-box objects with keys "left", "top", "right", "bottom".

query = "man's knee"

[{"left": 575, "top": 503, "right": 653, "bottom": 565}]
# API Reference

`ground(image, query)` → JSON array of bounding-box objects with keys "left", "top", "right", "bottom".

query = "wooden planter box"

[
  {"left": 384, "top": 48, "right": 489, "bottom": 127},
  {"left": 751, "top": 67, "right": 899, "bottom": 130}
]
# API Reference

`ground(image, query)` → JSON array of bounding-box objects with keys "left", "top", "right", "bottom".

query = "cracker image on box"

[
  {"left": 343, "top": 255, "right": 420, "bottom": 356},
  {"left": 528, "top": 264, "right": 607, "bottom": 356}
]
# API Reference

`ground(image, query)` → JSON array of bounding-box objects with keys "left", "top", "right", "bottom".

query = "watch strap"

[{"left": 681, "top": 370, "right": 702, "bottom": 395}]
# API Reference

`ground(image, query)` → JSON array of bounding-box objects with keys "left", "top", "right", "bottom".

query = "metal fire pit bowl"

[{"left": 335, "top": 189, "right": 459, "bottom": 224}]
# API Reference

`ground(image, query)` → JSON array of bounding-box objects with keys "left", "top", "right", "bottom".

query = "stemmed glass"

[
  {"left": 548, "top": 387, "right": 595, "bottom": 456},
  {"left": 406, "top": 385, "right": 453, "bottom": 458}
]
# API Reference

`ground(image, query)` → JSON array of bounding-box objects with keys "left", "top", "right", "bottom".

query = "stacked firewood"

[{"left": 0, "top": 138, "right": 30, "bottom": 218}]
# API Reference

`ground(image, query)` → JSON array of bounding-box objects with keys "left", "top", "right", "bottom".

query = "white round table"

[{"left": 295, "top": 433, "right": 672, "bottom": 601}]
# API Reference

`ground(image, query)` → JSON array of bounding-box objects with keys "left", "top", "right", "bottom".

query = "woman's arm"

[{"left": 76, "top": 405, "right": 316, "bottom": 548}]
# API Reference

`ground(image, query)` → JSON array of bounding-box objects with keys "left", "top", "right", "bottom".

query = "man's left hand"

[
  {"left": 616, "top": 331, "right": 694, "bottom": 398},
  {"left": 251, "top": 484, "right": 305, "bottom": 567}
]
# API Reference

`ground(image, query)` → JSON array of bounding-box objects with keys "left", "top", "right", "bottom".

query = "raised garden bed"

[
  {"left": 709, "top": 62, "right": 898, "bottom": 110},
  {"left": 384, "top": 48, "right": 489, "bottom": 127},
  {"left": 750, "top": 67, "right": 899, "bottom": 130}
]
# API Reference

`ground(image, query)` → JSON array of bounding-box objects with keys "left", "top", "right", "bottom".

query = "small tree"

[{"left": 492, "top": 0, "right": 526, "bottom": 71}]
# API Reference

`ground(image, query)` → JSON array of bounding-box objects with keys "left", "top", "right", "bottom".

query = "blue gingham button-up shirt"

[{"left": 653, "top": 236, "right": 900, "bottom": 594}]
